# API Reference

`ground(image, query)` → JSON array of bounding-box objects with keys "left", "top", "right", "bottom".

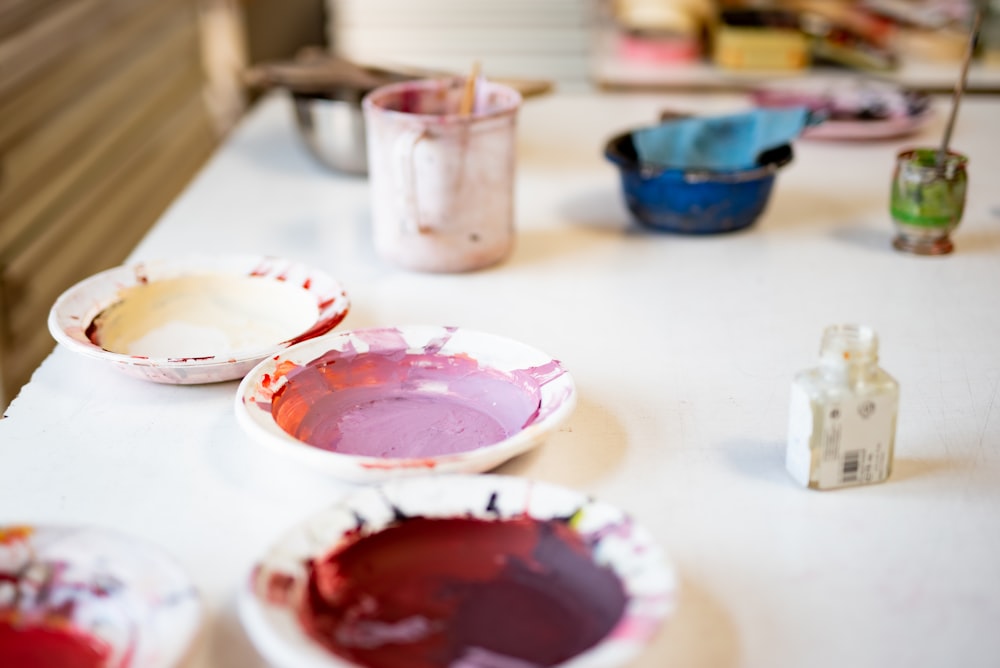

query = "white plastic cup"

[{"left": 362, "top": 77, "right": 522, "bottom": 272}]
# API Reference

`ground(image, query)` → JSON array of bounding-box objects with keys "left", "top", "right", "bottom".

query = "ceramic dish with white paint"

[
  {"left": 0, "top": 524, "right": 202, "bottom": 667},
  {"left": 235, "top": 325, "right": 577, "bottom": 482},
  {"left": 240, "top": 474, "right": 676, "bottom": 668},
  {"left": 48, "top": 255, "right": 350, "bottom": 384}
]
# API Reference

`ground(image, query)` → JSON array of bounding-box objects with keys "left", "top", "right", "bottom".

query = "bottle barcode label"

[
  {"left": 815, "top": 395, "right": 893, "bottom": 489},
  {"left": 842, "top": 450, "right": 862, "bottom": 483}
]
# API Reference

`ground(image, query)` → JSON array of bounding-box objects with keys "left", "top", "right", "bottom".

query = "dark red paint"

[
  {"left": 299, "top": 515, "right": 627, "bottom": 668},
  {"left": 0, "top": 620, "right": 112, "bottom": 668}
]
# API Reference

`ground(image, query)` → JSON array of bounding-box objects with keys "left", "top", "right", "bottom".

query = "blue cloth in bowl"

[
  {"left": 631, "top": 107, "right": 811, "bottom": 171},
  {"left": 604, "top": 131, "right": 793, "bottom": 234}
]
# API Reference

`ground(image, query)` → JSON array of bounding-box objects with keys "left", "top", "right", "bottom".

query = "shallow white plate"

[
  {"left": 0, "top": 524, "right": 202, "bottom": 667},
  {"left": 240, "top": 474, "right": 677, "bottom": 668},
  {"left": 750, "top": 81, "right": 934, "bottom": 141},
  {"left": 235, "top": 325, "right": 577, "bottom": 483},
  {"left": 48, "top": 255, "right": 350, "bottom": 384}
]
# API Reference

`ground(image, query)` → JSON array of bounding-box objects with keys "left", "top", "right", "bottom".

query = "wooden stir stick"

[{"left": 459, "top": 61, "right": 481, "bottom": 116}]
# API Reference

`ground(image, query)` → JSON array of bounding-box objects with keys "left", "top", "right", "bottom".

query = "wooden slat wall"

[{"left": 0, "top": 0, "right": 219, "bottom": 406}]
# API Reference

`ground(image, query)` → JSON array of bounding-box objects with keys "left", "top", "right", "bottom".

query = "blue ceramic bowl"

[{"left": 604, "top": 130, "right": 793, "bottom": 234}]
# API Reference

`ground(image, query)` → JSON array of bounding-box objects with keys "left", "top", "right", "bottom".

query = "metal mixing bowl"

[{"left": 291, "top": 91, "right": 369, "bottom": 176}]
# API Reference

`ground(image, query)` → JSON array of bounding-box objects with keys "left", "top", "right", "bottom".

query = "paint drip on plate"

[
  {"left": 297, "top": 514, "right": 628, "bottom": 668},
  {"left": 269, "top": 331, "right": 561, "bottom": 459}
]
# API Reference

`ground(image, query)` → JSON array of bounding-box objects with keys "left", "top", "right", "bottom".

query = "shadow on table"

[
  {"left": 828, "top": 224, "right": 897, "bottom": 254},
  {"left": 554, "top": 185, "right": 640, "bottom": 235},
  {"left": 506, "top": 226, "right": 615, "bottom": 269},
  {"left": 492, "top": 393, "right": 628, "bottom": 487},
  {"left": 637, "top": 574, "right": 741, "bottom": 668},
  {"left": 721, "top": 439, "right": 791, "bottom": 487},
  {"left": 891, "top": 456, "right": 968, "bottom": 483},
  {"left": 766, "top": 184, "right": 889, "bottom": 233},
  {"left": 829, "top": 216, "right": 1000, "bottom": 255},
  {"left": 723, "top": 439, "right": 968, "bottom": 487},
  {"left": 953, "top": 228, "right": 1000, "bottom": 254},
  {"left": 207, "top": 596, "right": 270, "bottom": 668}
]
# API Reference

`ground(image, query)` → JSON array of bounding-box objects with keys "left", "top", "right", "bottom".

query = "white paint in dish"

[
  {"left": 48, "top": 254, "right": 350, "bottom": 384},
  {"left": 92, "top": 274, "right": 319, "bottom": 358}
]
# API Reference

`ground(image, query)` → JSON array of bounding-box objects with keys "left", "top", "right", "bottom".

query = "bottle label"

[
  {"left": 786, "top": 386, "right": 814, "bottom": 487},
  {"left": 815, "top": 393, "right": 893, "bottom": 488},
  {"left": 786, "top": 385, "right": 895, "bottom": 489}
]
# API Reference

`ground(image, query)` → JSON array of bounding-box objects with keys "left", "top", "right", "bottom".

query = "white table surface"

[{"left": 3, "top": 90, "right": 1000, "bottom": 668}]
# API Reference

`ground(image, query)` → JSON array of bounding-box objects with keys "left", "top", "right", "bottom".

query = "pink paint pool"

[{"left": 235, "top": 326, "right": 576, "bottom": 482}]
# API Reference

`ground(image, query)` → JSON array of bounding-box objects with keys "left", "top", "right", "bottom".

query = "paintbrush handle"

[
  {"left": 940, "top": 10, "right": 983, "bottom": 160},
  {"left": 459, "top": 61, "right": 481, "bottom": 116}
]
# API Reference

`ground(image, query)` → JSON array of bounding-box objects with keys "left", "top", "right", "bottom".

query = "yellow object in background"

[{"left": 714, "top": 25, "right": 810, "bottom": 70}]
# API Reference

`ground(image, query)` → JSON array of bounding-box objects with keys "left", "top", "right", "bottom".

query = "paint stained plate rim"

[
  {"left": 240, "top": 474, "right": 677, "bottom": 668},
  {"left": 47, "top": 254, "right": 350, "bottom": 384},
  {"left": 0, "top": 523, "right": 204, "bottom": 668},
  {"left": 234, "top": 325, "right": 578, "bottom": 483},
  {"left": 748, "top": 83, "right": 935, "bottom": 141}
]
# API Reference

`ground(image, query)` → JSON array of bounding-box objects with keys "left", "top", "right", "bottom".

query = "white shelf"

[{"left": 592, "top": 32, "right": 1000, "bottom": 93}]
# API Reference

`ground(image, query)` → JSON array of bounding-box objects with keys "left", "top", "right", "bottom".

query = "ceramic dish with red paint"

[
  {"left": 240, "top": 474, "right": 676, "bottom": 668},
  {"left": 235, "top": 325, "right": 577, "bottom": 483},
  {"left": 0, "top": 524, "right": 202, "bottom": 668},
  {"left": 48, "top": 255, "right": 350, "bottom": 384}
]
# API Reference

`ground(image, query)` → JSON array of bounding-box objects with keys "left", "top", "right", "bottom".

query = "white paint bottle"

[{"left": 786, "top": 324, "right": 899, "bottom": 490}]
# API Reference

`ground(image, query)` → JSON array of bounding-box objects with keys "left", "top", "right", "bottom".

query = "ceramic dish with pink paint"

[
  {"left": 235, "top": 325, "right": 577, "bottom": 482},
  {"left": 750, "top": 80, "right": 933, "bottom": 141},
  {"left": 0, "top": 524, "right": 202, "bottom": 667},
  {"left": 48, "top": 255, "right": 350, "bottom": 384},
  {"left": 240, "top": 473, "right": 676, "bottom": 668}
]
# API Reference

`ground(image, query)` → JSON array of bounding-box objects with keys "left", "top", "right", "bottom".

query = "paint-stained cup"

[
  {"left": 362, "top": 77, "right": 522, "bottom": 272},
  {"left": 889, "top": 148, "right": 968, "bottom": 255}
]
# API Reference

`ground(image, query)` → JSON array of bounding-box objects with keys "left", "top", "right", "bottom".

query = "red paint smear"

[
  {"left": 0, "top": 621, "right": 112, "bottom": 668},
  {"left": 272, "top": 359, "right": 300, "bottom": 380},
  {"left": 283, "top": 309, "right": 349, "bottom": 348},
  {"left": 299, "top": 516, "right": 627, "bottom": 668}
]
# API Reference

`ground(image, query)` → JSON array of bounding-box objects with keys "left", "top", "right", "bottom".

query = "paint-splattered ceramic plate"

[
  {"left": 235, "top": 325, "right": 576, "bottom": 483},
  {"left": 750, "top": 81, "right": 934, "bottom": 141},
  {"left": 0, "top": 524, "right": 202, "bottom": 667},
  {"left": 240, "top": 474, "right": 676, "bottom": 668},
  {"left": 48, "top": 255, "right": 350, "bottom": 384}
]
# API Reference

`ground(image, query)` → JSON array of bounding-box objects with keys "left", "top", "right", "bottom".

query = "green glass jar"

[{"left": 889, "top": 148, "right": 968, "bottom": 255}]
